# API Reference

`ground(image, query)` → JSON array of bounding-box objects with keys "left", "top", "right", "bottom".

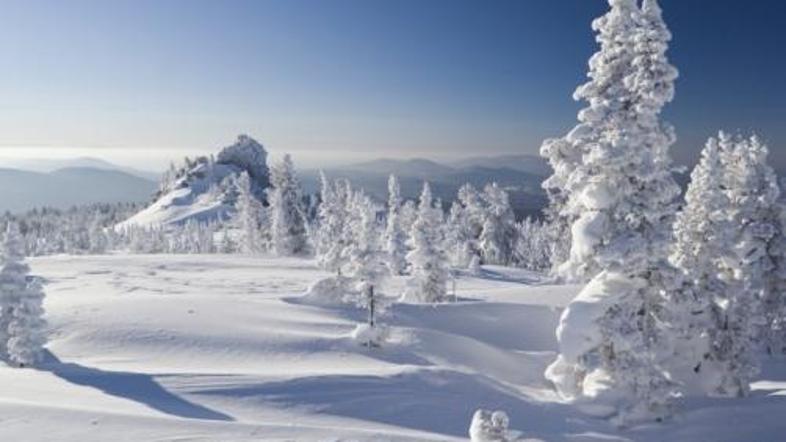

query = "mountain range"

[
  {"left": 0, "top": 152, "right": 551, "bottom": 218},
  {"left": 0, "top": 167, "right": 157, "bottom": 213},
  {"left": 301, "top": 154, "right": 550, "bottom": 219}
]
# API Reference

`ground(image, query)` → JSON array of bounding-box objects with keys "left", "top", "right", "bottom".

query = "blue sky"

[{"left": 0, "top": 0, "right": 783, "bottom": 170}]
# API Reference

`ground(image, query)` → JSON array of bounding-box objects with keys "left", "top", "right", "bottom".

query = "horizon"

[{"left": 0, "top": 0, "right": 783, "bottom": 171}]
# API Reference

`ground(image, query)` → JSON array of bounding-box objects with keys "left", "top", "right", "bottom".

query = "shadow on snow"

[{"left": 39, "top": 350, "right": 233, "bottom": 422}]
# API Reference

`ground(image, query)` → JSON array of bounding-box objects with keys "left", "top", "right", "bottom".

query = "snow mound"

[
  {"left": 118, "top": 135, "right": 269, "bottom": 229},
  {"left": 299, "top": 275, "right": 358, "bottom": 306}
]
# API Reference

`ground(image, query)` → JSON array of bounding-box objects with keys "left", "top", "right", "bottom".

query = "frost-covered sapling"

[{"left": 351, "top": 283, "right": 389, "bottom": 348}]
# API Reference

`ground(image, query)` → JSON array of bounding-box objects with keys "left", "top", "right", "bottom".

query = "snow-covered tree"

[
  {"left": 403, "top": 183, "right": 447, "bottom": 303},
  {"left": 545, "top": 0, "right": 683, "bottom": 423},
  {"left": 479, "top": 183, "right": 516, "bottom": 265},
  {"left": 513, "top": 218, "right": 552, "bottom": 272},
  {"left": 667, "top": 136, "right": 731, "bottom": 391},
  {"left": 384, "top": 175, "right": 407, "bottom": 275},
  {"left": 315, "top": 174, "right": 352, "bottom": 274},
  {"left": 445, "top": 201, "right": 474, "bottom": 268},
  {"left": 268, "top": 154, "right": 308, "bottom": 256},
  {"left": 345, "top": 191, "right": 385, "bottom": 289},
  {"left": 234, "top": 172, "right": 266, "bottom": 254},
  {"left": 0, "top": 222, "right": 47, "bottom": 366},
  {"left": 445, "top": 184, "right": 485, "bottom": 268},
  {"left": 710, "top": 134, "right": 780, "bottom": 397}
]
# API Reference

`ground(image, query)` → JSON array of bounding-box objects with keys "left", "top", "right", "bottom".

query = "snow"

[{"left": 0, "top": 254, "right": 784, "bottom": 440}]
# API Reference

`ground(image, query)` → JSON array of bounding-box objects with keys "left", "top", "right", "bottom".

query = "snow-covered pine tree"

[
  {"left": 0, "top": 222, "right": 47, "bottom": 366},
  {"left": 668, "top": 135, "right": 732, "bottom": 393},
  {"left": 268, "top": 154, "right": 309, "bottom": 256},
  {"left": 234, "top": 172, "right": 266, "bottom": 254},
  {"left": 766, "top": 202, "right": 786, "bottom": 356},
  {"left": 540, "top": 135, "right": 580, "bottom": 279},
  {"left": 478, "top": 183, "right": 516, "bottom": 265},
  {"left": 346, "top": 191, "right": 386, "bottom": 292},
  {"left": 403, "top": 182, "right": 447, "bottom": 303},
  {"left": 315, "top": 174, "right": 352, "bottom": 274},
  {"left": 545, "top": 0, "right": 682, "bottom": 423},
  {"left": 445, "top": 201, "right": 474, "bottom": 268},
  {"left": 384, "top": 175, "right": 407, "bottom": 275},
  {"left": 711, "top": 134, "right": 780, "bottom": 397},
  {"left": 449, "top": 183, "right": 485, "bottom": 267}
]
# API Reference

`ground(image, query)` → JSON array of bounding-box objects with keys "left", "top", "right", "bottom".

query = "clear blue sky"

[{"left": 0, "top": 0, "right": 783, "bottom": 170}]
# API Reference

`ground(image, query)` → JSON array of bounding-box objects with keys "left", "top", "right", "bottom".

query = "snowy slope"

[{"left": 0, "top": 254, "right": 784, "bottom": 441}]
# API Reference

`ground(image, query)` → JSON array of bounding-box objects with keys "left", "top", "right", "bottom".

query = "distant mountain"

[
  {"left": 302, "top": 155, "right": 550, "bottom": 219},
  {"left": 343, "top": 158, "right": 456, "bottom": 178},
  {"left": 0, "top": 167, "right": 156, "bottom": 213},
  {"left": 0, "top": 156, "right": 161, "bottom": 181},
  {"left": 448, "top": 154, "right": 550, "bottom": 177}
]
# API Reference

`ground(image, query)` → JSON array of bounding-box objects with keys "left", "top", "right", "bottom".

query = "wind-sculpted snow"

[{"left": 0, "top": 254, "right": 785, "bottom": 441}]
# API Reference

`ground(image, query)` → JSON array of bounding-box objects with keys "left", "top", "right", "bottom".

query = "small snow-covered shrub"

[
  {"left": 469, "top": 409, "right": 515, "bottom": 442},
  {"left": 300, "top": 276, "right": 357, "bottom": 306},
  {"left": 351, "top": 323, "right": 389, "bottom": 347}
]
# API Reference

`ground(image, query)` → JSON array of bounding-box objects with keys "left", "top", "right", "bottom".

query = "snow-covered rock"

[{"left": 118, "top": 135, "right": 269, "bottom": 229}]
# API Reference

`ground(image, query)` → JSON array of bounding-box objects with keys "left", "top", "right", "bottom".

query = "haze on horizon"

[{"left": 0, "top": 0, "right": 783, "bottom": 172}]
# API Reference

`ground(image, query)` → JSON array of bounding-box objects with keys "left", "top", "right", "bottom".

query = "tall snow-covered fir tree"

[
  {"left": 384, "top": 175, "right": 408, "bottom": 275},
  {"left": 234, "top": 172, "right": 267, "bottom": 254},
  {"left": 403, "top": 182, "right": 447, "bottom": 303},
  {"left": 268, "top": 154, "right": 309, "bottom": 256},
  {"left": 545, "top": 0, "right": 683, "bottom": 423},
  {"left": 710, "top": 134, "right": 781, "bottom": 397},
  {"left": 0, "top": 222, "right": 47, "bottom": 366},
  {"left": 668, "top": 135, "right": 732, "bottom": 393},
  {"left": 479, "top": 183, "right": 516, "bottom": 265}
]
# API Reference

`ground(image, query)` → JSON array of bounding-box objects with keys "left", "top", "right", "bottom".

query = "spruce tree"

[
  {"left": 234, "top": 172, "right": 266, "bottom": 254},
  {"left": 268, "top": 154, "right": 308, "bottom": 256},
  {"left": 404, "top": 183, "right": 447, "bottom": 303},
  {"left": 0, "top": 222, "right": 47, "bottom": 366},
  {"left": 384, "top": 175, "right": 408, "bottom": 275},
  {"left": 545, "top": 0, "right": 682, "bottom": 423}
]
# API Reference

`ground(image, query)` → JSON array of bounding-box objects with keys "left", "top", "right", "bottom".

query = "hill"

[{"left": 0, "top": 167, "right": 156, "bottom": 213}]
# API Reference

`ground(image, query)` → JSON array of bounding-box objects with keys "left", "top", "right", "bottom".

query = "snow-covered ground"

[{"left": 1, "top": 254, "right": 784, "bottom": 441}]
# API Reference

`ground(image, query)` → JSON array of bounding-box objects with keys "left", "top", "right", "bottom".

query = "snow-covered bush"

[
  {"left": 0, "top": 222, "right": 47, "bottom": 367},
  {"left": 469, "top": 409, "right": 516, "bottom": 442}
]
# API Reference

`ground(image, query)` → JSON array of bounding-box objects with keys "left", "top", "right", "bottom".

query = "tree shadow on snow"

[
  {"left": 190, "top": 369, "right": 605, "bottom": 440},
  {"left": 39, "top": 350, "right": 233, "bottom": 422}
]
